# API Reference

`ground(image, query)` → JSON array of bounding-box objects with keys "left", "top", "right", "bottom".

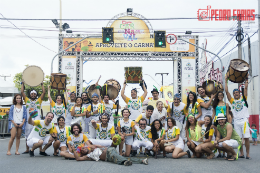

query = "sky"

[{"left": 0, "top": 0, "right": 259, "bottom": 104}]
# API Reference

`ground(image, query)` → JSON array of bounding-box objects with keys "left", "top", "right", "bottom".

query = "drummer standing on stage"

[
  {"left": 167, "top": 94, "right": 186, "bottom": 143},
  {"left": 197, "top": 86, "right": 215, "bottom": 121},
  {"left": 82, "top": 92, "right": 91, "bottom": 133},
  {"left": 21, "top": 82, "right": 45, "bottom": 154},
  {"left": 148, "top": 88, "right": 168, "bottom": 109},
  {"left": 121, "top": 80, "right": 147, "bottom": 121},
  {"left": 225, "top": 75, "right": 251, "bottom": 159},
  {"left": 66, "top": 92, "right": 76, "bottom": 126}
]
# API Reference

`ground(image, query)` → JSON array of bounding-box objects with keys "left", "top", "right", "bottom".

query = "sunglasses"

[{"left": 139, "top": 124, "right": 146, "bottom": 126}]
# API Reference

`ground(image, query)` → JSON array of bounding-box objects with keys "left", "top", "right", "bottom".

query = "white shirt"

[
  {"left": 13, "top": 106, "right": 23, "bottom": 124},
  {"left": 169, "top": 102, "right": 186, "bottom": 123},
  {"left": 66, "top": 101, "right": 75, "bottom": 125},
  {"left": 28, "top": 120, "right": 53, "bottom": 140}
]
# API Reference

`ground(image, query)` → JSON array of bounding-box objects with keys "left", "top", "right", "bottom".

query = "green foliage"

[{"left": 13, "top": 66, "right": 70, "bottom": 101}]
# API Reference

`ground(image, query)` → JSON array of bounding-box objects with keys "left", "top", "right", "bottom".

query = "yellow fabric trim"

[
  {"left": 135, "top": 114, "right": 143, "bottom": 123},
  {"left": 83, "top": 134, "right": 89, "bottom": 142}
]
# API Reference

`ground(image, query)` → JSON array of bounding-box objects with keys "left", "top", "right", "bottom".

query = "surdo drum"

[
  {"left": 226, "top": 59, "right": 250, "bottom": 83},
  {"left": 50, "top": 73, "right": 67, "bottom": 90}
]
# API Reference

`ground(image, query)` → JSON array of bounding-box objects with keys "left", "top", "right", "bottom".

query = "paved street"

[{"left": 0, "top": 137, "right": 259, "bottom": 173}]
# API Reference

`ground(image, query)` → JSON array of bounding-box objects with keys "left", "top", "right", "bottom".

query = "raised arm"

[
  {"left": 40, "top": 83, "right": 45, "bottom": 100},
  {"left": 64, "top": 88, "right": 68, "bottom": 104},
  {"left": 48, "top": 85, "right": 53, "bottom": 103},
  {"left": 199, "top": 94, "right": 215, "bottom": 109},
  {"left": 225, "top": 75, "right": 232, "bottom": 102},
  {"left": 226, "top": 103, "right": 232, "bottom": 124},
  {"left": 141, "top": 80, "right": 148, "bottom": 99},
  {"left": 121, "top": 80, "right": 127, "bottom": 101},
  {"left": 244, "top": 74, "right": 248, "bottom": 97},
  {"left": 28, "top": 110, "right": 35, "bottom": 126},
  {"left": 91, "top": 120, "right": 97, "bottom": 129},
  {"left": 21, "top": 82, "right": 26, "bottom": 100}
]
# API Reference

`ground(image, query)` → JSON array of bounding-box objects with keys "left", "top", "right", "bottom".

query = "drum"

[
  {"left": 202, "top": 80, "right": 224, "bottom": 97},
  {"left": 50, "top": 73, "right": 67, "bottom": 90},
  {"left": 226, "top": 59, "right": 250, "bottom": 83},
  {"left": 87, "top": 84, "right": 101, "bottom": 98},
  {"left": 22, "top": 66, "right": 44, "bottom": 87},
  {"left": 101, "top": 79, "right": 121, "bottom": 100},
  {"left": 125, "top": 67, "right": 142, "bottom": 84}
]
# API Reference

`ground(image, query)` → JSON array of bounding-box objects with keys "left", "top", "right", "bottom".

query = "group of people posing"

[{"left": 6, "top": 76, "right": 254, "bottom": 166}]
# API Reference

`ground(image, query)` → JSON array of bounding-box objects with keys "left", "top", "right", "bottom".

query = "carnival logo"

[
  {"left": 65, "top": 62, "right": 74, "bottom": 70},
  {"left": 184, "top": 62, "right": 193, "bottom": 70},
  {"left": 197, "top": 5, "right": 255, "bottom": 21},
  {"left": 67, "top": 62, "right": 72, "bottom": 66}
]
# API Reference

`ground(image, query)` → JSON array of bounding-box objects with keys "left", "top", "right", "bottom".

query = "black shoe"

[
  {"left": 217, "top": 154, "right": 222, "bottom": 158},
  {"left": 131, "top": 151, "right": 137, "bottom": 157},
  {"left": 39, "top": 151, "right": 50, "bottom": 156},
  {"left": 68, "top": 158, "right": 76, "bottom": 160},
  {"left": 144, "top": 151, "right": 152, "bottom": 156},
  {"left": 186, "top": 150, "right": 191, "bottom": 158},
  {"left": 29, "top": 150, "right": 34, "bottom": 157}
]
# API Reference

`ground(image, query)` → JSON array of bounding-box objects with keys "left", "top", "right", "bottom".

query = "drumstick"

[
  {"left": 97, "top": 75, "right": 101, "bottom": 84},
  {"left": 201, "top": 130, "right": 210, "bottom": 138}
]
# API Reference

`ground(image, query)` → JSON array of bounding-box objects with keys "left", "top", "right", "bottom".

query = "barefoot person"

[
  {"left": 70, "top": 97, "right": 87, "bottom": 132},
  {"left": 7, "top": 94, "right": 27, "bottom": 155},
  {"left": 60, "top": 123, "right": 92, "bottom": 159},
  {"left": 225, "top": 75, "right": 251, "bottom": 159},
  {"left": 149, "top": 119, "right": 166, "bottom": 159},
  {"left": 21, "top": 82, "right": 45, "bottom": 154},
  {"left": 27, "top": 112, "right": 55, "bottom": 157},
  {"left": 163, "top": 118, "right": 191, "bottom": 159},
  {"left": 121, "top": 80, "right": 148, "bottom": 121},
  {"left": 52, "top": 116, "right": 71, "bottom": 156},
  {"left": 117, "top": 108, "right": 135, "bottom": 157},
  {"left": 214, "top": 114, "right": 242, "bottom": 161},
  {"left": 72, "top": 145, "right": 148, "bottom": 166},
  {"left": 90, "top": 113, "right": 116, "bottom": 147},
  {"left": 186, "top": 114, "right": 203, "bottom": 158},
  {"left": 48, "top": 85, "right": 68, "bottom": 124},
  {"left": 195, "top": 116, "right": 215, "bottom": 159}
]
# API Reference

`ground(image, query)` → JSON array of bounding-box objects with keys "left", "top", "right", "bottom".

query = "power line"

[{"left": 0, "top": 13, "right": 56, "bottom": 53}]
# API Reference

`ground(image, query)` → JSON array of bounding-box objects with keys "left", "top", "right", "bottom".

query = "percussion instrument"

[
  {"left": 87, "top": 84, "right": 101, "bottom": 98},
  {"left": 101, "top": 79, "right": 121, "bottom": 100},
  {"left": 226, "top": 59, "right": 250, "bottom": 83},
  {"left": 22, "top": 66, "right": 44, "bottom": 87},
  {"left": 125, "top": 67, "right": 142, "bottom": 84},
  {"left": 50, "top": 73, "right": 67, "bottom": 90},
  {"left": 202, "top": 80, "right": 224, "bottom": 97}
]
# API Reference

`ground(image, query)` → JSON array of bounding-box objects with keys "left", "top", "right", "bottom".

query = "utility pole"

[
  {"left": 0, "top": 74, "right": 11, "bottom": 81},
  {"left": 155, "top": 73, "right": 169, "bottom": 98},
  {"left": 236, "top": 15, "right": 244, "bottom": 88},
  {"left": 258, "top": 0, "right": 260, "bottom": 119}
]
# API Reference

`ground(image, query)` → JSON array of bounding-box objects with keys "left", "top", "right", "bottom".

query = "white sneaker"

[{"left": 142, "top": 158, "right": 148, "bottom": 165}]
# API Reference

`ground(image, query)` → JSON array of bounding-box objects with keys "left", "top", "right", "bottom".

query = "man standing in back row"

[
  {"left": 148, "top": 88, "right": 168, "bottom": 109},
  {"left": 225, "top": 75, "right": 251, "bottom": 159},
  {"left": 121, "top": 80, "right": 147, "bottom": 121},
  {"left": 197, "top": 86, "right": 214, "bottom": 121}
]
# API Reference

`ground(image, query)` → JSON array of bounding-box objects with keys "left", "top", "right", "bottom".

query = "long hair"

[
  {"left": 204, "top": 115, "right": 212, "bottom": 139},
  {"left": 56, "top": 94, "right": 67, "bottom": 109},
  {"left": 75, "top": 97, "right": 83, "bottom": 114},
  {"left": 151, "top": 119, "right": 162, "bottom": 140},
  {"left": 185, "top": 91, "right": 197, "bottom": 111},
  {"left": 185, "top": 116, "right": 197, "bottom": 130},
  {"left": 71, "top": 123, "right": 82, "bottom": 134},
  {"left": 167, "top": 118, "right": 176, "bottom": 128},
  {"left": 13, "top": 94, "right": 23, "bottom": 105},
  {"left": 212, "top": 91, "right": 224, "bottom": 110}
]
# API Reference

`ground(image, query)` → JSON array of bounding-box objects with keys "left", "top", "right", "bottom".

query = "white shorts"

[
  {"left": 180, "top": 121, "right": 186, "bottom": 139},
  {"left": 52, "top": 140, "right": 67, "bottom": 148},
  {"left": 219, "top": 139, "right": 239, "bottom": 149},
  {"left": 27, "top": 136, "right": 51, "bottom": 148},
  {"left": 124, "top": 136, "right": 134, "bottom": 145},
  {"left": 192, "top": 140, "right": 202, "bottom": 146},
  {"left": 89, "top": 139, "right": 112, "bottom": 147},
  {"left": 25, "top": 124, "right": 34, "bottom": 139},
  {"left": 171, "top": 140, "right": 184, "bottom": 151},
  {"left": 132, "top": 140, "right": 153, "bottom": 150},
  {"left": 234, "top": 118, "right": 250, "bottom": 138}
]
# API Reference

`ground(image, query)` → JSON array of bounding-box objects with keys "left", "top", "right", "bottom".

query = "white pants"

[
  {"left": 27, "top": 136, "right": 51, "bottom": 148},
  {"left": 84, "top": 117, "right": 90, "bottom": 133},
  {"left": 219, "top": 139, "right": 239, "bottom": 149},
  {"left": 89, "top": 122, "right": 96, "bottom": 139},
  {"left": 132, "top": 140, "right": 153, "bottom": 150},
  {"left": 90, "top": 139, "right": 112, "bottom": 147},
  {"left": 71, "top": 117, "right": 85, "bottom": 133},
  {"left": 125, "top": 136, "right": 134, "bottom": 145},
  {"left": 234, "top": 118, "right": 250, "bottom": 138},
  {"left": 25, "top": 124, "right": 34, "bottom": 139}
]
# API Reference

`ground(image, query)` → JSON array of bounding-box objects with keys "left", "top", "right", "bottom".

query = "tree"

[{"left": 13, "top": 66, "right": 70, "bottom": 101}]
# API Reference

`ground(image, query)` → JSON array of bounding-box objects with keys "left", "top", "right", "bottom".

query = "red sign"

[{"left": 166, "top": 34, "right": 177, "bottom": 45}]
